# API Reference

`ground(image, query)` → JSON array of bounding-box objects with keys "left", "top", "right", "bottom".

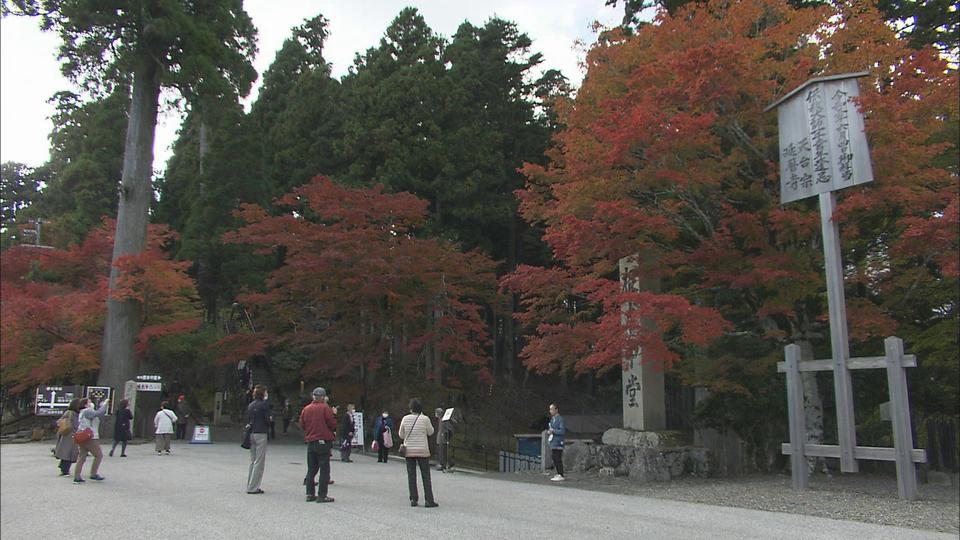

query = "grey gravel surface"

[
  {"left": 1, "top": 441, "right": 954, "bottom": 540},
  {"left": 497, "top": 467, "right": 960, "bottom": 534}
]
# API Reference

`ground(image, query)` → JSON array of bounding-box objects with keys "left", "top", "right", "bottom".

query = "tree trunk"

[
  {"left": 99, "top": 60, "right": 161, "bottom": 392},
  {"left": 503, "top": 213, "right": 519, "bottom": 382},
  {"left": 799, "top": 340, "right": 827, "bottom": 475}
]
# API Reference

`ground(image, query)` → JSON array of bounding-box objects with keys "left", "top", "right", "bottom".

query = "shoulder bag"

[
  {"left": 73, "top": 427, "right": 93, "bottom": 444},
  {"left": 398, "top": 414, "right": 421, "bottom": 457},
  {"left": 56, "top": 413, "right": 72, "bottom": 436},
  {"left": 240, "top": 424, "right": 252, "bottom": 449}
]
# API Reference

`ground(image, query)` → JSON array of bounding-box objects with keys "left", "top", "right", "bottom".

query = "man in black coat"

[{"left": 338, "top": 404, "right": 356, "bottom": 462}]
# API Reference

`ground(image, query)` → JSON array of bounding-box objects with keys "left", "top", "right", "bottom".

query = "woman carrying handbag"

[
  {"left": 53, "top": 398, "right": 81, "bottom": 476},
  {"left": 73, "top": 397, "right": 109, "bottom": 483},
  {"left": 398, "top": 398, "right": 438, "bottom": 508}
]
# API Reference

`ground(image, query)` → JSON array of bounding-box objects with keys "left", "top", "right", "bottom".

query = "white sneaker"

[{"left": 550, "top": 474, "right": 564, "bottom": 481}]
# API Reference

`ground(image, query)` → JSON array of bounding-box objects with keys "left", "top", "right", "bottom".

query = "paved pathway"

[{"left": 1, "top": 441, "right": 951, "bottom": 539}]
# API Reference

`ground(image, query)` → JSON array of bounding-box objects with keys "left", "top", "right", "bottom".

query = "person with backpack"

[
  {"left": 109, "top": 399, "right": 133, "bottom": 457},
  {"left": 372, "top": 409, "right": 394, "bottom": 463},
  {"left": 53, "top": 398, "right": 81, "bottom": 476},
  {"left": 154, "top": 401, "right": 178, "bottom": 455}
]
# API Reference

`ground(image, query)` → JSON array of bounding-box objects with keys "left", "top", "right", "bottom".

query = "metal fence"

[{"left": 499, "top": 450, "right": 541, "bottom": 473}]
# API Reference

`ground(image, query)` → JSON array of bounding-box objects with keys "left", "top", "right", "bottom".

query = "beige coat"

[{"left": 398, "top": 413, "right": 434, "bottom": 458}]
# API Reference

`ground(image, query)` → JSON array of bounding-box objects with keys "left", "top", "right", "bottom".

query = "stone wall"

[{"left": 561, "top": 428, "right": 715, "bottom": 482}]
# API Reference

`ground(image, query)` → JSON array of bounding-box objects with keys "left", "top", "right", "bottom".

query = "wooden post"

[
  {"left": 819, "top": 192, "right": 858, "bottom": 473},
  {"left": 784, "top": 344, "right": 808, "bottom": 489},
  {"left": 884, "top": 336, "right": 919, "bottom": 500}
]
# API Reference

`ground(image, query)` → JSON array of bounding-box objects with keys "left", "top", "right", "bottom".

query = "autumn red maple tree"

[
  {"left": 1, "top": 220, "right": 202, "bottom": 391},
  {"left": 505, "top": 0, "right": 958, "bottom": 392},
  {"left": 215, "top": 176, "right": 498, "bottom": 386}
]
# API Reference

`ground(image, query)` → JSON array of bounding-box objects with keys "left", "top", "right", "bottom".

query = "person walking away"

[
  {"left": 399, "top": 398, "right": 437, "bottom": 507},
  {"left": 74, "top": 397, "right": 109, "bottom": 483},
  {"left": 54, "top": 398, "right": 81, "bottom": 476},
  {"left": 435, "top": 407, "right": 454, "bottom": 472},
  {"left": 282, "top": 399, "right": 293, "bottom": 434},
  {"left": 299, "top": 387, "right": 337, "bottom": 503},
  {"left": 246, "top": 385, "right": 271, "bottom": 494},
  {"left": 154, "top": 401, "right": 178, "bottom": 455},
  {"left": 339, "top": 403, "right": 356, "bottom": 462},
  {"left": 547, "top": 403, "right": 567, "bottom": 481},
  {"left": 373, "top": 410, "right": 394, "bottom": 463},
  {"left": 267, "top": 398, "right": 277, "bottom": 440},
  {"left": 175, "top": 395, "right": 190, "bottom": 440},
  {"left": 110, "top": 399, "right": 133, "bottom": 457}
]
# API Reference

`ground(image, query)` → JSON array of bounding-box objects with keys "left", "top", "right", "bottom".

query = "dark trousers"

[
  {"left": 58, "top": 459, "right": 71, "bottom": 475},
  {"left": 110, "top": 440, "right": 127, "bottom": 455},
  {"left": 552, "top": 449, "right": 565, "bottom": 477},
  {"left": 340, "top": 441, "right": 352, "bottom": 461},
  {"left": 175, "top": 423, "right": 186, "bottom": 440},
  {"left": 405, "top": 457, "right": 435, "bottom": 504},
  {"left": 305, "top": 440, "right": 332, "bottom": 498},
  {"left": 377, "top": 443, "right": 390, "bottom": 462}
]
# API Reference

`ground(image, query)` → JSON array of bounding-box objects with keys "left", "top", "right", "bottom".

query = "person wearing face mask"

[
  {"left": 372, "top": 409, "right": 394, "bottom": 463},
  {"left": 245, "top": 385, "right": 271, "bottom": 494},
  {"left": 74, "top": 397, "right": 109, "bottom": 484}
]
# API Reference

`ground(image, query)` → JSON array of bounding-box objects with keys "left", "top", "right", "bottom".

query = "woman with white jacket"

[
  {"left": 398, "top": 397, "right": 437, "bottom": 508},
  {"left": 154, "top": 401, "right": 178, "bottom": 455}
]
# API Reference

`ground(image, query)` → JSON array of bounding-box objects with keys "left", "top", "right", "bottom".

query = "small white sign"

[
  {"left": 136, "top": 382, "right": 161, "bottom": 392},
  {"left": 190, "top": 425, "right": 212, "bottom": 444},
  {"left": 350, "top": 412, "right": 365, "bottom": 447},
  {"left": 442, "top": 408, "right": 455, "bottom": 422}
]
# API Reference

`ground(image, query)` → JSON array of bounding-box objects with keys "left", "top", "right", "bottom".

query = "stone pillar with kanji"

[{"left": 620, "top": 255, "right": 665, "bottom": 431}]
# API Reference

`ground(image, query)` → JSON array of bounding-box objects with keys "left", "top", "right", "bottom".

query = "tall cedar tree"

[
  {"left": 506, "top": 0, "right": 957, "bottom": 418},
  {"left": 158, "top": 14, "right": 342, "bottom": 322},
  {"left": 1, "top": 220, "right": 202, "bottom": 391},
  {"left": 3, "top": 0, "right": 258, "bottom": 391},
  {"left": 215, "top": 177, "right": 498, "bottom": 390}
]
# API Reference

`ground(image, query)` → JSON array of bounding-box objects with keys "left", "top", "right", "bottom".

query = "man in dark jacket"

[
  {"left": 339, "top": 403, "right": 356, "bottom": 462},
  {"left": 299, "top": 387, "right": 337, "bottom": 503},
  {"left": 246, "top": 385, "right": 271, "bottom": 494}
]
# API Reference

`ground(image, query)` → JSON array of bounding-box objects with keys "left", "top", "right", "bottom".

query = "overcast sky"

[{"left": 0, "top": 1, "right": 623, "bottom": 172}]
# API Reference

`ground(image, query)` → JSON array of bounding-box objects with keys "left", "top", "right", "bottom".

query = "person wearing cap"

[{"left": 299, "top": 387, "right": 337, "bottom": 503}]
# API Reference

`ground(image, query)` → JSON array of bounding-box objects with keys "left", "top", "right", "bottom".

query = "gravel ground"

[{"left": 494, "top": 469, "right": 959, "bottom": 534}]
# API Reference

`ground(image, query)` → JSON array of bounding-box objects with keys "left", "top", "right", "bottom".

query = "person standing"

[
  {"left": 299, "top": 387, "right": 337, "bottom": 503},
  {"left": 175, "top": 395, "right": 190, "bottom": 440},
  {"left": 435, "top": 407, "right": 454, "bottom": 472},
  {"left": 154, "top": 401, "right": 178, "bottom": 455},
  {"left": 246, "top": 385, "right": 271, "bottom": 494},
  {"left": 282, "top": 399, "right": 293, "bottom": 434},
  {"left": 399, "top": 398, "right": 437, "bottom": 508},
  {"left": 110, "top": 399, "right": 133, "bottom": 457},
  {"left": 372, "top": 409, "right": 394, "bottom": 463},
  {"left": 339, "top": 403, "right": 356, "bottom": 462},
  {"left": 547, "top": 403, "right": 567, "bottom": 481},
  {"left": 73, "top": 397, "right": 109, "bottom": 484},
  {"left": 54, "top": 398, "right": 81, "bottom": 476}
]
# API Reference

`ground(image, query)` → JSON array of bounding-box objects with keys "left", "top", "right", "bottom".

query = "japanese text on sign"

[{"left": 772, "top": 75, "right": 873, "bottom": 203}]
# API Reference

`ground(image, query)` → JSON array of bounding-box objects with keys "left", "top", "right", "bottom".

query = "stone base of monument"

[{"left": 563, "top": 428, "right": 714, "bottom": 482}]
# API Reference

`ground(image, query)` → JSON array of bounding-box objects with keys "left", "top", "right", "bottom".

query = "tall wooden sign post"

[{"left": 767, "top": 73, "right": 926, "bottom": 499}]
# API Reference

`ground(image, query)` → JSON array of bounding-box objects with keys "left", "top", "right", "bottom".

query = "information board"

[
  {"left": 34, "top": 385, "right": 83, "bottom": 416},
  {"left": 190, "top": 425, "right": 213, "bottom": 444}
]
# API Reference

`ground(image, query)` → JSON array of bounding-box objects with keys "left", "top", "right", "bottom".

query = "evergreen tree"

[{"left": 4, "top": 0, "right": 258, "bottom": 391}]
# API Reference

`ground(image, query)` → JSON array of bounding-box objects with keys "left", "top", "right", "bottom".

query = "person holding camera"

[{"left": 73, "top": 397, "right": 109, "bottom": 484}]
